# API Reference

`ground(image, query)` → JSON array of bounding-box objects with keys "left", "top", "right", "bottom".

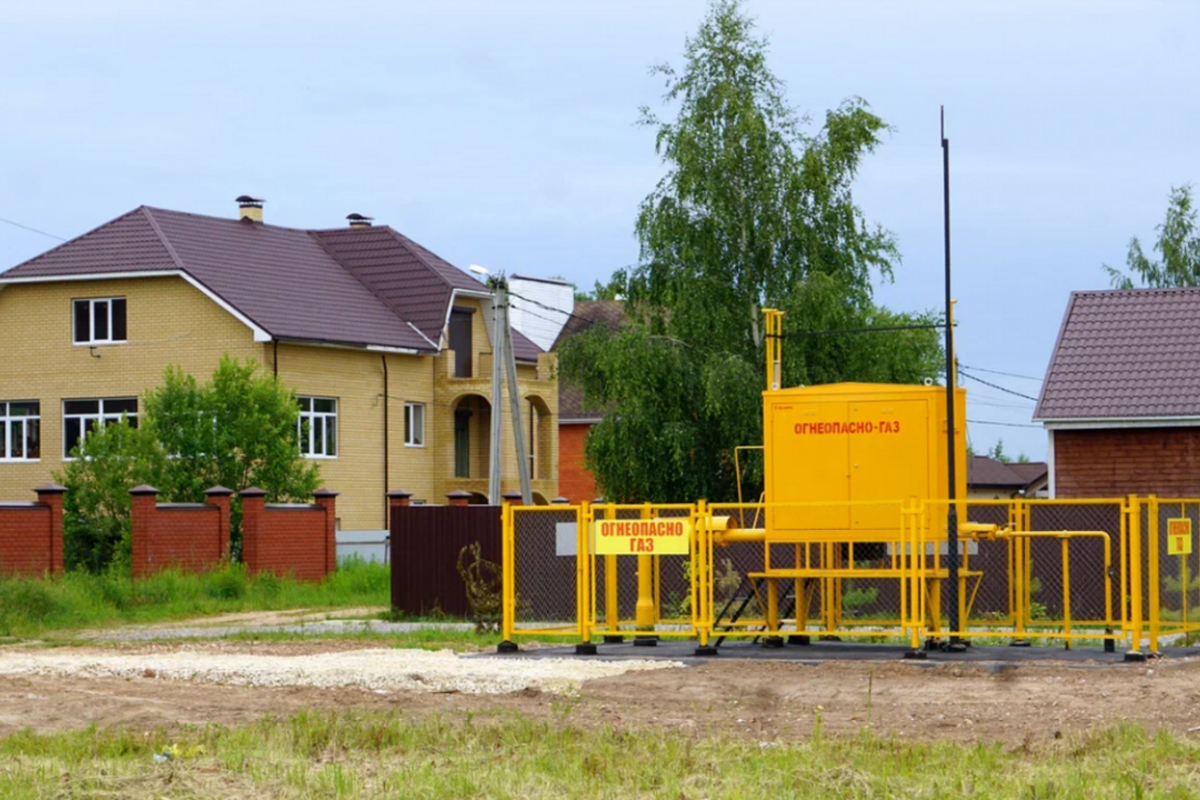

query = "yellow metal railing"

[{"left": 499, "top": 495, "right": 1195, "bottom": 655}]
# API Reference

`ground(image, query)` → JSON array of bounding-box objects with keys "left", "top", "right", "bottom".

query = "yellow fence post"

[
  {"left": 499, "top": 501, "right": 517, "bottom": 652},
  {"left": 694, "top": 500, "right": 708, "bottom": 649},
  {"left": 1128, "top": 496, "right": 1144, "bottom": 659},
  {"left": 602, "top": 503, "right": 621, "bottom": 642},
  {"left": 635, "top": 503, "right": 656, "bottom": 643},
  {"left": 1149, "top": 495, "right": 1160, "bottom": 654},
  {"left": 1061, "top": 537, "right": 1071, "bottom": 649},
  {"left": 576, "top": 501, "right": 590, "bottom": 646}
]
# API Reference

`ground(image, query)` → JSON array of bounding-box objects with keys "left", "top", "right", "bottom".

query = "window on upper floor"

[
  {"left": 448, "top": 307, "right": 473, "bottom": 378},
  {"left": 0, "top": 401, "right": 40, "bottom": 461},
  {"left": 62, "top": 398, "right": 137, "bottom": 458},
  {"left": 298, "top": 396, "right": 337, "bottom": 458},
  {"left": 404, "top": 402, "right": 425, "bottom": 447},
  {"left": 72, "top": 298, "right": 127, "bottom": 345}
]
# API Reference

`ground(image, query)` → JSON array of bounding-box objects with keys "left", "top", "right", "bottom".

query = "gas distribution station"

[{"left": 497, "top": 118, "right": 1200, "bottom": 663}]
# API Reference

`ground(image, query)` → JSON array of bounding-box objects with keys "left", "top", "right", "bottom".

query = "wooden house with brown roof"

[{"left": 1035, "top": 286, "right": 1200, "bottom": 498}]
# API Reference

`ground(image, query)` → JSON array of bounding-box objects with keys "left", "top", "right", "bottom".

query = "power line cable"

[
  {"left": 959, "top": 363, "right": 1043, "bottom": 382},
  {"left": 958, "top": 370, "right": 1040, "bottom": 402},
  {"left": 966, "top": 418, "right": 1041, "bottom": 429},
  {"left": 0, "top": 216, "right": 66, "bottom": 241},
  {"left": 507, "top": 289, "right": 593, "bottom": 325},
  {"left": 769, "top": 322, "right": 946, "bottom": 339}
]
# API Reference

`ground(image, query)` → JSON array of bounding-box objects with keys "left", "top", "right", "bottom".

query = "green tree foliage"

[
  {"left": 143, "top": 356, "right": 320, "bottom": 507},
  {"left": 57, "top": 418, "right": 166, "bottom": 572},
  {"left": 1106, "top": 184, "right": 1200, "bottom": 288},
  {"left": 558, "top": 0, "right": 942, "bottom": 503},
  {"left": 56, "top": 356, "right": 320, "bottom": 571}
]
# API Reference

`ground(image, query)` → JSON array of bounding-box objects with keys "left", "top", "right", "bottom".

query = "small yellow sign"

[
  {"left": 594, "top": 518, "right": 692, "bottom": 555},
  {"left": 1168, "top": 518, "right": 1193, "bottom": 556}
]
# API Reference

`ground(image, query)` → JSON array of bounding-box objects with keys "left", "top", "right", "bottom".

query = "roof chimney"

[
  {"left": 236, "top": 195, "right": 265, "bottom": 223},
  {"left": 347, "top": 213, "right": 373, "bottom": 228}
]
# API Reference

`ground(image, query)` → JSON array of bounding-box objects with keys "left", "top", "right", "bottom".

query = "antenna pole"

[{"left": 942, "top": 107, "right": 963, "bottom": 650}]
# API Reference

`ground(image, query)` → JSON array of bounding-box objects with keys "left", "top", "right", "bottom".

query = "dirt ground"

[{"left": 3, "top": 639, "right": 1199, "bottom": 745}]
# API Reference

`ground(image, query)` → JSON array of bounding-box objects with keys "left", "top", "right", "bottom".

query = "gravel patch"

[
  {"left": 89, "top": 620, "right": 476, "bottom": 642},
  {"left": 0, "top": 649, "right": 684, "bottom": 695}
]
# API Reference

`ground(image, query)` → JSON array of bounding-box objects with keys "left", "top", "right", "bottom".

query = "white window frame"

[
  {"left": 298, "top": 396, "right": 338, "bottom": 459},
  {"left": 404, "top": 402, "right": 425, "bottom": 447},
  {"left": 0, "top": 401, "right": 40, "bottom": 462},
  {"left": 72, "top": 297, "right": 127, "bottom": 346},
  {"left": 62, "top": 398, "right": 138, "bottom": 459}
]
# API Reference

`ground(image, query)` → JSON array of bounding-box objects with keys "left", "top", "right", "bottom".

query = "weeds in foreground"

[{"left": 0, "top": 713, "right": 1194, "bottom": 799}]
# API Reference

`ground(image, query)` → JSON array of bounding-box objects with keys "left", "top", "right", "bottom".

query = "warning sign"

[
  {"left": 594, "top": 518, "right": 691, "bottom": 555},
  {"left": 1168, "top": 518, "right": 1193, "bottom": 556}
]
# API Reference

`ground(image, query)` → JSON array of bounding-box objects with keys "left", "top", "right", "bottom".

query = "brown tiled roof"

[
  {"left": 1, "top": 205, "right": 543, "bottom": 361},
  {"left": 967, "top": 456, "right": 1047, "bottom": 488},
  {"left": 1035, "top": 287, "right": 1200, "bottom": 420},
  {"left": 553, "top": 300, "right": 625, "bottom": 421}
]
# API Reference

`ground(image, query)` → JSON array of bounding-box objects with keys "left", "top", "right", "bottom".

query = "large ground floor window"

[
  {"left": 0, "top": 401, "right": 40, "bottom": 461},
  {"left": 62, "top": 398, "right": 137, "bottom": 458}
]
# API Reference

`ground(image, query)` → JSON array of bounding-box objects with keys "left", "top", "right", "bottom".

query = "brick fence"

[
  {"left": 240, "top": 487, "right": 338, "bottom": 581},
  {"left": 0, "top": 483, "right": 66, "bottom": 577},
  {"left": 129, "top": 485, "right": 233, "bottom": 578}
]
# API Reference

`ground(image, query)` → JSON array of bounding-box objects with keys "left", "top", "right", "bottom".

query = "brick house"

[
  {"left": 552, "top": 300, "right": 623, "bottom": 502},
  {"left": 0, "top": 198, "right": 558, "bottom": 535},
  {"left": 1035, "top": 287, "right": 1200, "bottom": 498}
]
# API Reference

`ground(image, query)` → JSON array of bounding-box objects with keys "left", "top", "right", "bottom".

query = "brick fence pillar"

[
  {"left": 204, "top": 486, "right": 234, "bottom": 561},
  {"left": 502, "top": 490, "right": 523, "bottom": 508},
  {"left": 239, "top": 487, "right": 267, "bottom": 573},
  {"left": 446, "top": 489, "right": 471, "bottom": 508},
  {"left": 313, "top": 488, "right": 339, "bottom": 576},
  {"left": 129, "top": 484, "right": 160, "bottom": 579},
  {"left": 551, "top": 496, "right": 569, "bottom": 505},
  {"left": 34, "top": 483, "right": 67, "bottom": 575},
  {"left": 387, "top": 489, "right": 412, "bottom": 509}
]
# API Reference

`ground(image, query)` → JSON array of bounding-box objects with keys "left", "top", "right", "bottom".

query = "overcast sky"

[{"left": 2, "top": 1, "right": 1197, "bottom": 460}]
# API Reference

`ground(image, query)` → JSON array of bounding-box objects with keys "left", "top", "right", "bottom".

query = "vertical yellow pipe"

[
  {"left": 602, "top": 501, "right": 619, "bottom": 636},
  {"left": 635, "top": 504, "right": 655, "bottom": 632},
  {"left": 766, "top": 578, "right": 780, "bottom": 633},
  {"left": 1061, "top": 537, "right": 1071, "bottom": 649},
  {"left": 1149, "top": 496, "right": 1160, "bottom": 653}
]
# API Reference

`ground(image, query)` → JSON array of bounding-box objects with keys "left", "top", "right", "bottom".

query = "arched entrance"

[
  {"left": 450, "top": 394, "right": 492, "bottom": 480},
  {"left": 523, "top": 394, "right": 554, "bottom": 481}
]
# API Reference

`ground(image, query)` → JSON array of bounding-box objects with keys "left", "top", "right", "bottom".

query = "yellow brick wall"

[
  {"left": 0, "top": 278, "right": 559, "bottom": 526},
  {"left": 432, "top": 297, "right": 559, "bottom": 503},
  {"left": 0, "top": 276, "right": 266, "bottom": 499},
  {"left": 273, "top": 344, "right": 436, "bottom": 531}
]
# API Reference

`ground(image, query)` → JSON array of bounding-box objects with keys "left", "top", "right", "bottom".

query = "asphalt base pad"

[{"left": 491, "top": 637, "right": 1200, "bottom": 666}]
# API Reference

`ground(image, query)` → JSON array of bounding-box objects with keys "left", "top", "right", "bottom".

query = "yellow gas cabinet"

[{"left": 762, "top": 382, "right": 967, "bottom": 541}]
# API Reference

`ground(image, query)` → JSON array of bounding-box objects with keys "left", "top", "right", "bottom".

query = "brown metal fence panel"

[{"left": 390, "top": 505, "right": 501, "bottom": 617}]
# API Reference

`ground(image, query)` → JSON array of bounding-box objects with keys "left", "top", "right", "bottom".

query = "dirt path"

[{"left": 2, "top": 640, "right": 1197, "bottom": 744}]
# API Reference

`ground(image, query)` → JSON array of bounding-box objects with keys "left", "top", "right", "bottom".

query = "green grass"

[
  {"left": 0, "top": 560, "right": 391, "bottom": 638},
  {"left": 0, "top": 712, "right": 1196, "bottom": 798}
]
